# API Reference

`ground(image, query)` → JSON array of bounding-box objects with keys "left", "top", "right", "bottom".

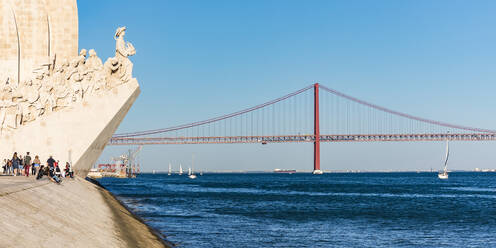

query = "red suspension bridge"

[{"left": 109, "top": 83, "right": 496, "bottom": 173}]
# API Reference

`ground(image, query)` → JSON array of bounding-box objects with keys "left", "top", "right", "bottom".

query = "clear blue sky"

[{"left": 79, "top": 0, "right": 496, "bottom": 172}]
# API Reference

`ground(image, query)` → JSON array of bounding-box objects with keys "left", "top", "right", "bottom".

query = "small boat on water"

[
  {"left": 168, "top": 162, "right": 172, "bottom": 176},
  {"left": 438, "top": 139, "right": 449, "bottom": 180},
  {"left": 188, "top": 172, "right": 197, "bottom": 179},
  {"left": 188, "top": 155, "right": 197, "bottom": 179},
  {"left": 179, "top": 164, "right": 183, "bottom": 175},
  {"left": 312, "top": 170, "right": 324, "bottom": 175}
]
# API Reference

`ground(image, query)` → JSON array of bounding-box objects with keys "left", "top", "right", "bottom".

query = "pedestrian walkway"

[
  {"left": 0, "top": 176, "right": 169, "bottom": 247},
  {"left": 0, "top": 176, "right": 50, "bottom": 196}
]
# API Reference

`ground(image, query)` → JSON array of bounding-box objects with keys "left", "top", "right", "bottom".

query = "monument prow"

[{"left": 0, "top": 1, "right": 140, "bottom": 177}]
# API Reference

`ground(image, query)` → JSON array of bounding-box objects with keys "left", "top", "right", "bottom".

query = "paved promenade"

[{"left": 0, "top": 176, "right": 171, "bottom": 248}]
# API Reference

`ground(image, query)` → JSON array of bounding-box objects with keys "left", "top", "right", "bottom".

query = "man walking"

[{"left": 24, "top": 152, "right": 32, "bottom": 177}]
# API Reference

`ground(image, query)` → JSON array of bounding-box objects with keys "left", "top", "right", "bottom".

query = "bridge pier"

[{"left": 313, "top": 83, "right": 323, "bottom": 174}]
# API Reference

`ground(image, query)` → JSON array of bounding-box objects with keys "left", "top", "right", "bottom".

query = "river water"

[{"left": 97, "top": 172, "right": 496, "bottom": 247}]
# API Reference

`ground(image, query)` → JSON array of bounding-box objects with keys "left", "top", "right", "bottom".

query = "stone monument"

[{"left": 0, "top": 0, "right": 140, "bottom": 177}]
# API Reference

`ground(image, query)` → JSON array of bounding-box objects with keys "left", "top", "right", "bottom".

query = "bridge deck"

[{"left": 108, "top": 133, "right": 496, "bottom": 145}]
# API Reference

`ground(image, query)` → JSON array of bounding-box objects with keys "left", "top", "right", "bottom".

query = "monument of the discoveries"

[{"left": 0, "top": 0, "right": 140, "bottom": 177}]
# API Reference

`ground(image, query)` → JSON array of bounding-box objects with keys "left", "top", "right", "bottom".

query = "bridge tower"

[{"left": 313, "top": 83, "right": 323, "bottom": 174}]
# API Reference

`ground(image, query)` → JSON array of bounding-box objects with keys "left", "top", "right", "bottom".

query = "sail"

[
  {"left": 188, "top": 167, "right": 192, "bottom": 175},
  {"left": 179, "top": 164, "right": 183, "bottom": 174},
  {"left": 168, "top": 163, "right": 171, "bottom": 175}
]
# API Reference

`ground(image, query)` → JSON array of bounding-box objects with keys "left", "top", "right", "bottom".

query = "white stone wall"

[
  {"left": 0, "top": 0, "right": 78, "bottom": 83},
  {"left": 1, "top": 1, "right": 140, "bottom": 177},
  {"left": 0, "top": 80, "right": 140, "bottom": 176}
]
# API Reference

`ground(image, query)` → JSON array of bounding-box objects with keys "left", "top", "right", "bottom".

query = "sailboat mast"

[{"left": 444, "top": 139, "right": 449, "bottom": 173}]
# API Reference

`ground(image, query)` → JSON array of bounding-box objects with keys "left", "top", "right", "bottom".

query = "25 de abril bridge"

[{"left": 108, "top": 83, "right": 496, "bottom": 173}]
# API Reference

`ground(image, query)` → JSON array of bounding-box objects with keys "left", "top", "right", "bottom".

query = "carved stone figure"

[
  {"left": 114, "top": 27, "right": 135, "bottom": 83},
  {"left": 86, "top": 49, "right": 103, "bottom": 71},
  {"left": 0, "top": 27, "right": 136, "bottom": 134}
]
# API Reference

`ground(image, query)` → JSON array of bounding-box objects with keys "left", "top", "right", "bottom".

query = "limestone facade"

[
  {"left": 0, "top": 24, "right": 139, "bottom": 175},
  {"left": 0, "top": 0, "right": 140, "bottom": 176},
  {"left": 0, "top": 0, "right": 78, "bottom": 84}
]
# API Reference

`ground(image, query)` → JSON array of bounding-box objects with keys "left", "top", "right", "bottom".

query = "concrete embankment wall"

[{"left": 0, "top": 177, "right": 172, "bottom": 248}]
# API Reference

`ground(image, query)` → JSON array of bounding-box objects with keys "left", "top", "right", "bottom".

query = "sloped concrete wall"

[{"left": 0, "top": 177, "right": 169, "bottom": 247}]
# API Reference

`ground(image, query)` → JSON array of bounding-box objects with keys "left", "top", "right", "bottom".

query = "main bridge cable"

[
  {"left": 113, "top": 84, "right": 315, "bottom": 138},
  {"left": 318, "top": 84, "right": 496, "bottom": 134}
]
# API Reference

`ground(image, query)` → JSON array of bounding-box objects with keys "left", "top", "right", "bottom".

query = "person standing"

[
  {"left": 33, "top": 156, "right": 41, "bottom": 175},
  {"left": 47, "top": 156, "right": 55, "bottom": 169},
  {"left": 31, "top": 162, "right": 36, "bottom": 175},
  {"left": 2, "top": 159, "right": 7, "bottom": 174},
  {"left": 19, "top": 155, "right": 24, "bottom": 176},
  {"left": 7, "top": 159, "right": 14, "bottom": 175},
  {"left": 12, "top": 152, "right": 19, "bottom": 176},
  {"left": 24, "top": 162, "right": 30, "bottom": 177},
  {"left": 24, "top": 152, "right": 32, "bottom": 177},
  {"left": 7, "top": 160, "right": 13, "bottom": 175}
]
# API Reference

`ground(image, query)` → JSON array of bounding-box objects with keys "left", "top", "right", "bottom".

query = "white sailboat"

[
  {"left": 189, "top": 172, "right": 197, "bottom": 179},
  {"left": 168, "top": 163, "right": 172, "bottom": 176},
  {"left": 179, "top": 164, "right": 183, "bottom": 175},
  {"left": 189, "top": 154, "right": 197, "bottom": 179},
  {"left": 438, "top": 139, "right": 449, "bottom": 179}
]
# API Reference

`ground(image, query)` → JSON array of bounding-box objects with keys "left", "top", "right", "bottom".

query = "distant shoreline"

[{"left": 141, "top": 170, "right": 496, "bottom": 174}]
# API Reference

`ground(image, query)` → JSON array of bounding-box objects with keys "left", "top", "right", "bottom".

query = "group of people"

[{"left": 2, "top": 152, "right": 74, "bottom": 183}]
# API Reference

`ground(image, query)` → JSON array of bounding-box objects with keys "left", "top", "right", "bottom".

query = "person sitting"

[
  {"left": 55, "top": 165, "right": 62, "bottom": 178},
  {"left": 36, "top": 165, "right": 45, "bottom": 180},
  {"left": 65, "top": 162, "right": 74, "bottom": 178},
  {"left": 48, "top": 165, "right": 62, "bottom": 184},
  {"left": 64, "top": 163, "right": 70, "bottom": 177}
]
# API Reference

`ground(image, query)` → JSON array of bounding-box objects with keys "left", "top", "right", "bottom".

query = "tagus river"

[{"left": 97, "top": 172, "right": 496, "bottom": 247}]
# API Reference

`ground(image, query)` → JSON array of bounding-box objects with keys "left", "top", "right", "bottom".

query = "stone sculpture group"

[{"left": 0, "top": 27, "right": 136, "bottom": 135}]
